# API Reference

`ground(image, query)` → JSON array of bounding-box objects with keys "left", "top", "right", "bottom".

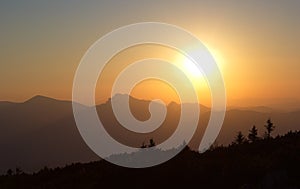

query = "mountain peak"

[{"left": 25, "top": 95, "right": 59, "bottom": 104}]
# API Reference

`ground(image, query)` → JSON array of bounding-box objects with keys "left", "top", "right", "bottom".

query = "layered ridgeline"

[{"left": 0, "top": 95, "right": 299, "bottom": 173}]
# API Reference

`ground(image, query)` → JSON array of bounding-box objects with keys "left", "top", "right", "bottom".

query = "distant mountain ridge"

[{"left": 0, "top": 95, "right": 299, "bottom": 174}]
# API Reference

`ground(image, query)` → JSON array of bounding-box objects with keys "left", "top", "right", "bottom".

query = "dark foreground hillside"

[{"left": 0, "top": 131, "right": 299, "bottom": 189}]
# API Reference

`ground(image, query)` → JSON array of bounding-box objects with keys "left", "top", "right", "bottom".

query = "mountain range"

[{"left": 0, "top": 95, "right": 299, "bottom": 174}]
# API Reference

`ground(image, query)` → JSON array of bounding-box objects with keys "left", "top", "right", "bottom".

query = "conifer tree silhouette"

[
  {"left": 248, "top": 125, "right": 259, "bottom": 142},
  {"left": 233, "top": 131, "right": 246, "bottom": 145},
  {"left": 6, "top": 169, "right": 13, "bottom": 176},
  {"left": 149, "top": 138, "right": 156, "bottom": 147},
  {"left": 264, "top": 119, "right": 275, "bottom": 139},
  {"left": 15, "top": 167, "right": 22, "bottom": 175},
  {"left": 140, "top": 142, "right": 147, "bottom": 148}
]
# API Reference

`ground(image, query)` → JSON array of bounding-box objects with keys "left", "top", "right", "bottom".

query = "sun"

[
  {"left": 170, "top": 45, "right": 225, "bottom": 105},
  {"left": 173, "top": 54, "right": 202, "bottom": 80},
  {"left": 182, "top": 57, "right": 202, "bottom": 78},
  {"left": 173, "top": 45, "right": 225, "bottom": 83}
]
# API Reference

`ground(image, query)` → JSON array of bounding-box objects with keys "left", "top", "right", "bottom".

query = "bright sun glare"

[
  {"left": 174, "top": 46, "right": 224, "bottom": 83},
  {"left": 182, "top": 57, "right": 202, "bottom": 78},
  {"left": 171, "top": 46, "right": 225, "bottom": 102}
]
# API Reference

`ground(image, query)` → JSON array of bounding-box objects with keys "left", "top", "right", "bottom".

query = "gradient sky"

[{"left": 1, "top": 0, "right": 300, "bottom": 107}]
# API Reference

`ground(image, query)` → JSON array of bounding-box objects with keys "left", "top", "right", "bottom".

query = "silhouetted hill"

[
  {"left": 0, "top": 95, "right": 300, "bottom": 174},
  {"left": 0, "top": 131, "right": 299, "bottom": 189},
  {"left": 0, "top": 96, "right": 99, "bottom": 174}
]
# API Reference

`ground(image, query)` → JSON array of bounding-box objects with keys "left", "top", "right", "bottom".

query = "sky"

[{"left": 0, "top": 0, "right": 300, "bottom": 108}]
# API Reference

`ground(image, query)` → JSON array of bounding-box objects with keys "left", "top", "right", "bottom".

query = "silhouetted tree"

[
  {"left": 264, "top": 119, "right": 275, "bottom": 139},
  {"left": 248, "top": 125, "right": 259, "bottom": 142},
  {"left": 15, "top": 167, "right": 22, "bottom": 175},
  {"left": 233, "top": 131, "right": 246, "bottom": 145},
  {"left": 149, "top": 138, "right": 156, "bottom": 147},
  {"left": 209, "top": 140, "right": 221, "bottom": 151},
  {"left": 41, "top": 166, "right": 50, "bottom": 173},
  {"left": 1, "top": 131, "right": 300, "bottom": 189},
  {"left": 140, "top": 142, "right": 147, "bottom": 148},
  {"left": 6, "top": 169, "right": 13, "bottom": 176}
]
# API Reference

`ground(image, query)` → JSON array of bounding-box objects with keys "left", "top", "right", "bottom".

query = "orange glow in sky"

[{"left": 1, "top": 1, "right": 299, "bottom": 109}]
